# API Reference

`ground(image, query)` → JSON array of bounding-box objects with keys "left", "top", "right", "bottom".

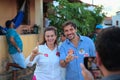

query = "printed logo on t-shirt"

[
  {"left": 44, "top": 54, "right": 48, "bottom": 57},
  {"left": 79, "top": 48, "right": 89, "bottom": 57},
  {"left": 79, "top": 48, "right": 85, "bottom": 54},
  {"left": 56, "top": 52, "right": 60, "bottom": 57},
  {"left": 84, "top": 53, "right": 89, "bottom": 57}
]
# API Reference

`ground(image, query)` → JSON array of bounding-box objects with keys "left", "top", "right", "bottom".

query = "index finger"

[
  {"left": 32, "top": 42, "right": 40, "bottom": 53},
  {"left": 36, "top": 41, "right": 40, "bottom": 49},
  {"left": 80, "top": 63, "right": 86, "bottom": 70}
]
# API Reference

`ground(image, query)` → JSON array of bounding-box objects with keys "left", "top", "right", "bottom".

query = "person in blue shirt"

[
  {"left": 59, "top": 20, "right": 96, "bottom": 80},
  {"left": 5, "top": 20, "right": 26, "bottom": 80},
  {"left": 91, "top": 24, "right": 103, "bottom": 42}
]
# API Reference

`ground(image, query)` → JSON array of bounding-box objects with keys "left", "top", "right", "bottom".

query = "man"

[
  {"left": 81, "top": 27, "right": 120, "bottom": 80},
  {"left": 91, "top": 24, "right": 103, "bottom": 42},
  {"left": 5, "top": 20, "right": 26, "bottom": 80},
  {"left": 60, "top": 32, "right": 66, "bottom": 42},
  {"left": 59, "top": 32, "right": 66, "bottom": 80},
  {"left": 59, "top": 21, "right": 96, "bottom": 80},
  {"left": 59, "top": 32, "right": 66, "bottom": 46}
]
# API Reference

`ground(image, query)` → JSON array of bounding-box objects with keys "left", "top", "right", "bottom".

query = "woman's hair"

[{"left": 40, "top": 26, "right": 57, "bottom": 45}]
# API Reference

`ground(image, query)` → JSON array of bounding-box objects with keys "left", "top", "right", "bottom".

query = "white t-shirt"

[{"left": 25, "top": 43, "right": 61, "bottom": 80}]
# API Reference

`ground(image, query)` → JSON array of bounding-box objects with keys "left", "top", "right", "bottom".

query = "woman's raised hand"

[
  {"left": 30, "top": 42, "right": 41, "bottom": 61},
  {"left": 32, "top": 42, "right": 40, "bottom": 56}
]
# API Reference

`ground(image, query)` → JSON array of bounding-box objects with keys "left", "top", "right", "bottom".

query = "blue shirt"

[
  {"left": 12, "top": 11, "right": 24, "bottom": 29},
  {"left": 6, "top": 29, "right": 23, "bottom": 54},
  {"left": 59, "top": 35, "right": 96, "bottom": 80}
]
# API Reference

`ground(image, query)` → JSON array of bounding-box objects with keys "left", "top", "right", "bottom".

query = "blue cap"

[{"left": 96, "top": 24, "right": 103, "bottom": 29}]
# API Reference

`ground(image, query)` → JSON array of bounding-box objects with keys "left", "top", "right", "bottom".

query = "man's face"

[
  {"left": 95, "top": 29, "right": 102, "bottom": 34},
  {"left": 63, "top": 25, "right": 77, "bottom": 40}
]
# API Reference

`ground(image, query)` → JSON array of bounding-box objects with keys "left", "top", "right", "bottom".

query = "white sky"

[{"left": 81, "top": 0, "right": 120, "bottom": 17}]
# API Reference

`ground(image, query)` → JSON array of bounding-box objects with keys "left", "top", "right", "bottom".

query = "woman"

[{"left": 25, "top": 27, "right": 61, "bottom": 80}]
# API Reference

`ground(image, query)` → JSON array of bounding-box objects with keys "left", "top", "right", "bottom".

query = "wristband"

[{"left": 64, "top": 60, "right": 67, "bottom": 64}]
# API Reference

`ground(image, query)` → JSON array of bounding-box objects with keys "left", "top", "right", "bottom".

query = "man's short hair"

[
  {"left": 61, "top": 32, "right": 65, "bottom": 37},
  {"left": 5, "top": 20, "right": 12, "bottom": 28},
  {"left": 62, "top": 20, "right": 77, "bottom": 30},
  {"left": 95, "top": 27, "right": 120, "bottom": 71}
]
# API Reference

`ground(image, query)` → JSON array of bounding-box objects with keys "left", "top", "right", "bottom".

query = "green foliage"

[{"left": 47, "top": 0, "right": 105, "bottom": 36}]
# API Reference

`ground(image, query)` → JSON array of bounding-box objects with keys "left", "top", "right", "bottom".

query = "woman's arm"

[{"left": 25, "top": 46, "right": 40, "bottom": 67}]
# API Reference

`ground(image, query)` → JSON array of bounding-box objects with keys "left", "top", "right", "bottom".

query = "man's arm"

[
  {"left": 60, "top": 60, "right": 68, "bottom": 67},
  {"left": 10, "top": 37, "right": 21, "bottom": 52},
  {"left": 60, "top": 50, "right": 75, "bottom": 67}
]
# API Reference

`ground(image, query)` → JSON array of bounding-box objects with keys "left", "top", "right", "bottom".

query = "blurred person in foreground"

[{"left": 81, "top": 27, "right": 120, "bottom": 80}]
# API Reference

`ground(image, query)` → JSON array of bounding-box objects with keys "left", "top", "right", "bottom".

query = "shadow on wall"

[
  {"left": 0, "top": 63, "right": 36, "bottom": 80},
  {"left": 0, "top": 57, "right": 11, "bottom": 73},
  {"left": 0, "top": 50, "right": 36, "bottom": 80}
]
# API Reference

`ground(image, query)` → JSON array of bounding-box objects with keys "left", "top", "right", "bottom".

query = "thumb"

[
  {"left": 80, "top": 63, "right": 86, "bottom": 71},
  {"left": 80, "top": 63, "right": 94, "bottom": 80},
  {"left": 36, "top": 42, "right": 40, "bottom": 49},
  {"left": 80, "top": 63, "right": 88, "bottom": 77},
  {"left": 32, "top": 42, "right": 39, "bottom": 53},
  {"left": 80, "top": 63, "right": 87, "bottom": 76},
  {"left": 35, "top": 42, "right": 43, "bottom": 55}
]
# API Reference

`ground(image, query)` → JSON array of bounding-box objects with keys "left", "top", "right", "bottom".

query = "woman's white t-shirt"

[{"left": 25, "top": 44, "right": 61, "bottom": 80}]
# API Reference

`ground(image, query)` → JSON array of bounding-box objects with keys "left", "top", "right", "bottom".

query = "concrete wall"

[
  {"left": 30, "top": 0, "right": 35, "bottom": 25},
  {"left": 112, "top": 14, "right": 120, "bottom": 27},
  {"left": 0, "top": 0, "right": 17, "bottom": 27}
]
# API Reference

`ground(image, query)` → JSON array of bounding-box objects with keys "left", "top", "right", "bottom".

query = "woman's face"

[{"left": 45, "top": 30, "right": 57, "bottom": 45}]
